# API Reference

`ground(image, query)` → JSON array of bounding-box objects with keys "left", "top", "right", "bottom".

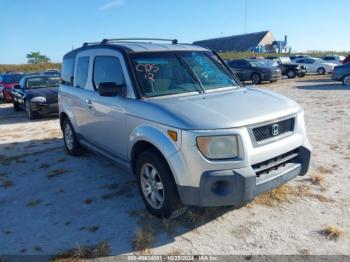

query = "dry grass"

[
  {"left": 1, "top": 179, "right": 14, "bottom": 188},
  {"left": 132, "top": 226, "right": 155, "bottom": 251},
  {"left": 47, "top": 169, "right": 68, "bottom": 179},
  {"left": 52, "top": 241, "right": 111, "bottom": 261},
  {"left": 310, "top": 173, "right": 326, "bottom": 186},
  {"left": 27, "top": 199, "right": 42, "bottom": 207},
  {"left": 84, "top": 199, "right": 93, "bottom": 205},
  {"left": 88, "top": 226, "right": 99, "bottom": 233},
  {"left": 321, "top": 225, "right": 345, "bottom": 240},
  {"left": 253, "top": 184, "right": 333, "bottom": 207},
  {"left": 165, "top": 249, "right": 182, "bottom": 256},
  {"left": 40, "top": 164, "right": 51, "bottom": 169},
  {"left": 317, "top": 166, "right": 333, "bottom": 175}
]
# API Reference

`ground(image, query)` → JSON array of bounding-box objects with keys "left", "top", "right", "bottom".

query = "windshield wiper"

[{"left": 176, "top": 55, "right": 205, "bottom": 93}]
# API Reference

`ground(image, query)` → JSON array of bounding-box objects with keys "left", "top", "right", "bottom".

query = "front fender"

[{"left": 128, "top": 124, "right": 181, "bottom": 161}]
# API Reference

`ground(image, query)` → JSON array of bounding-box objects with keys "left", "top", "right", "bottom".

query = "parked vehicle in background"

[
  {"left": 274, "top": 57, "right": 306, "bottom": 78},
  {"left": 0, "top": 73, "right": 24, "bottom": 102},
  {"left": 226, "top": 59, "right": 282, "bottom": 84},
  {"left": 12, "top": 75, "right": 60, "bottom": 119},
  {"left": 294, "top": 57, "right": 336, "bottom": 75},
  {"left": 43, "top": 69, "right": 61, "bottom": 76},
  {"left": 290, "top": 55, "right": 310, "bottom": 62},
  {"left": 320, "top": 55, "right": 345, "bottom": 65},
  {"left": 59, "top": 38, "right": 311, "bottom": 217},
  {"left": 332, "top": 63, "right": 350, "bottom": 86},
  {"left": 342, "top": 55, "right": 350, "bottom": 64}
]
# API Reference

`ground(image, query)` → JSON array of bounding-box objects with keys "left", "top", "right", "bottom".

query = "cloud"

[{"left": 99, "top": 0, "right": 125, "bottom": 11}]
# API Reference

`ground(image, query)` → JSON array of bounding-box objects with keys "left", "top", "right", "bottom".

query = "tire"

[
  {"left": 317, "top": 67, "right": 326, "bottom": 75},
  {"left": 287, "top": 70, "right": 296, "bottom": 79},
  {"left": 62, "top": 117, "right": 83, "bottom": 156},
  {"left": 136, "top": 149, "right": 182, "bottom": 218},
  {"left": 25, "top": 100, "right": 38, "bottom": 120},
  {"left": 251, "top": 73, "right": 262, "bottom": 84},
  {"left": 343, "top": 75, "right": 350, "bottom": 86},
  {"left": 13, "top": 101, "right": 20, "bottom": 111}
]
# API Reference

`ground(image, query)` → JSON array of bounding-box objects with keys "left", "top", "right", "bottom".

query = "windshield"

[
  {"left": 26, "top": 76, "right": 61, "bottom": 89},
  {"left": 3, "top": 74, "right": 23, "bottom": 83},
  {"left": 248, "top": 60, "right": 267, "bottom": 67},
  {"left": 131, "top": 51, "right": 238, "bottom": 97}
]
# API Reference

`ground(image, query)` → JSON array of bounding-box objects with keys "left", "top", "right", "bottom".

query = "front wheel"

[
  {"left": 13, "top": 101, "right": 21, "bottom": 111},
  {"left": 251, "top": 73, "right": 262, "bottom": 84},
  {"left": 136, "top": 149, "right": 182, "bottom": 218},
  {"left": 287, "top": 70, "right": 296, "bottom": 79},
  {"left": 317, "top": 67, "right": 326, "bottom": 75},
  {"left": 343, "top": 75, "right": 350, "bottom": 86},
  {"left": 25, "top": 100, "right": 38, "bottom": 119},
  {"left": 62, "top": 118, "right": 83, "bottom": 156}
]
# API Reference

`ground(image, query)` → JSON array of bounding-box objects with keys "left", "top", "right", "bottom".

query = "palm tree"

[{"left": 26, "top": 52, "right": 51, "bottom": 64}]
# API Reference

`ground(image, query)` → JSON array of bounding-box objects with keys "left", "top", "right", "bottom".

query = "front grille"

[
  {"left": 252, "top": 149, "right": 299, "bottom": 177},
  {"left": 252, "top": 118, "right": 295, "bottom": 143}
]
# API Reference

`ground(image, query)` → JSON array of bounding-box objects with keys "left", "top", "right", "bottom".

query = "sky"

[{"left": 1, "top": 0, "right": 349, "bottom": 64}]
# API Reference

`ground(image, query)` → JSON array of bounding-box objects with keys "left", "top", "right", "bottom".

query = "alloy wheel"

[
  {"left": 64, "top": 122, "right": 74, "bottom": 151},
  {"left": 140, "top": 163, "right": 164, "bottom": 209},
  {"left": 344, "top": 76, "right": 350, "bottom": 86}
]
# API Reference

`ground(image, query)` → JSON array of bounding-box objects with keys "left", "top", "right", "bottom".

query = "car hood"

[
  {"left": 27, "top": 87, "right": 59, "bottom": 100},
  {"left": 145, "top": 88, "right": 300, "bottom": 130}
]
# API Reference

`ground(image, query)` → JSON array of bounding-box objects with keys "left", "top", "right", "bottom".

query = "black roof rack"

[{"left": 82, "top": 38, "right": 178, "bottom": 47}]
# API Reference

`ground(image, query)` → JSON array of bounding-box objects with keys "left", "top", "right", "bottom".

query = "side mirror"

[
  {"left": 98, "top": 82, "right": 126, "bottom": 97},
  {"left": 13, "top": 84, "right": 22, "bottom": 90}
]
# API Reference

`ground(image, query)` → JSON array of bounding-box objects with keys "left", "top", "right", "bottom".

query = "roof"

[
  {"left": 64, "top": 40, "right": 208, "bottom": 59},
  {"left": 193, "top": 31, "right": 271, "bottom": 52}
]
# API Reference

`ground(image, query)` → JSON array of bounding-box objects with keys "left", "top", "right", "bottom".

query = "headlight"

[
  {"left": 31, "top": 96, "right": 46, "bottom": 103},
  {"left": 197, "top": 135, "right": 239, "bottom": 160}
]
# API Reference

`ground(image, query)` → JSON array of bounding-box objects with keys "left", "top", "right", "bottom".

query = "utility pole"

[{"left": 244, "top": 0, "right": 247, "bottom": 33}]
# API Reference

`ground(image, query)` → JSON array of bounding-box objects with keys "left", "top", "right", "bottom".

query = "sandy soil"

[{"left": 0, "top": 75, "right": 349, "bottom": 258}]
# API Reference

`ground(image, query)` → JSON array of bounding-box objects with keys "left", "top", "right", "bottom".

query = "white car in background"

[
  {"left": 320, "top": 55, "right": 345, "bottom": 65},
  {"left": 294, "top": 57, "right": 336, "bottom": 75}
]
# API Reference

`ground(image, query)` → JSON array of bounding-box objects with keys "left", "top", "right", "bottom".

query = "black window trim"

[{"left": 74, "top": 56, "right": 90, "bottom": 89}]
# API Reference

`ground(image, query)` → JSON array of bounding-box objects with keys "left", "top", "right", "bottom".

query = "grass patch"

[
  {"left": 132, "top": 226, "right": 155, "bottom": 251},
  {"left": 52, "top": 241, "right": 110, "bottom": 261},
  {"left": 317, "top": 166, "right": 333, "bottom": 175},
  {"left": 27, "top": 199, "right": 41, "bottom": 207},
  {"left": 1, "top": 179, "right": 13, "bottom": 188},
  {"left": 84, "top": 199, "right": 94, "bottom": 205},
  {"left": 321, "top": 225, "right": 345, "bottom": 240},
  {"left": 47, "top": 169, "right": 68, "bottom": 179},
  {"left": 253, "top": 184, "right": 333, "bottom": 207},
  {"left": 102, "top": 182, "right": 118, "bottom": 190},
  {"left": 310, "top": 173, "right": 326, "bottom": 186},
  {"left": 40, "top": 163, "right": 50, "bottom": 169}
]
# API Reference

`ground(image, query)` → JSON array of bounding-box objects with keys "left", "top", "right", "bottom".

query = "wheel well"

[
  {"left": 131, "top": 141, "right": 166, "bottom": 174},
  {"left": 59, "top": 112, "right": 68, "bottom": 130}
]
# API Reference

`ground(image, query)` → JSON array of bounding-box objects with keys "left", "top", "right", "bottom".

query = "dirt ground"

[{"left": 0, "top": 75, "right": 349, "bottom": 258}]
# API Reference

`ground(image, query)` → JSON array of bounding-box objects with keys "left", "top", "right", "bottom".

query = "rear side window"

[
  {"left": 61, "top": 58, "right": 75, "bottom": 86},
  {"left": 93, "top": 56, "right": 124, "bottom": 90},
  {"left": 75, "top": 56, "right": 90, "bottom": 88}
]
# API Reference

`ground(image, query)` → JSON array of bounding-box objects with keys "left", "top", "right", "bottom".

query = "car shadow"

[
  {"left": 296, "top": 78, "right": 334, "bottom": 83},
  {"left": 297, "top": 83, "right": 348, "bottom": 91},
  {"left": 0, "top": 138, "right": 235, "bottom": 257},
  {"left": 0, "top": 104, "right": 58, "bottom": 125}
]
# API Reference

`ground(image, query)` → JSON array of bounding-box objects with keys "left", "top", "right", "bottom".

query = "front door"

[{"left": 77, "top": 49, "right": 134, "bottom": 160}]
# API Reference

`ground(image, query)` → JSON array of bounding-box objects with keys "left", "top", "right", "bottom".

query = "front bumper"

[
  {"left": 332, "top": 72, "right": 343, "bottom": 82},
  {"left": 30, "top": 102, "right": 59, "bottom": 115},
  {"left": 177, "top": 146, "right": 311, "bottom": 207}
]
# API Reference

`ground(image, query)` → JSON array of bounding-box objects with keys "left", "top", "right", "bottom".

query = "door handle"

[{"left": 85, "top": 99, "right": 93, "bottom": 109}]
